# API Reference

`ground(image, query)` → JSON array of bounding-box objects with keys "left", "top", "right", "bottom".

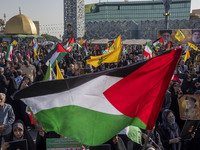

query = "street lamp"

[{"left": 162, "top": 0, "right": 172, "bottom": 30}]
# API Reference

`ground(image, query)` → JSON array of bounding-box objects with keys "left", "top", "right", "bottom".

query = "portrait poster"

[
  {"left": 157, "top": 29, "right": 200, "bottom": 45},
  {"left": 66, "top": 23, "right": 73, "bottom": 38},
  {"left": 178, "top": 95, "right": 200, "bottom": 120},
  {"left": 46, "top": 138, "right": 82, "bottom": 150},
  {"left": 180, "top": 120, "right": 200, "bottom": 140},
  {"left": 7, "top": 139, "right": 28, "bottom": 150}
]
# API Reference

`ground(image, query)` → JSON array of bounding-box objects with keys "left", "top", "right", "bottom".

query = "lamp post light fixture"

[{"left": 163, "top": 0, "right": 172, "bottom": 30}]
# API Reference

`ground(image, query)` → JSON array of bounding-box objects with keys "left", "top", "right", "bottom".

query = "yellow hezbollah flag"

[
  {"left": 79, "top": 37, "right": 84, "bottom": 46},
  {"left": 86, "top": 35, "right": 122, "bottom": 67},
  {"left": 33, "top": 49, "right": 37, "bottom": 60},
  {"left": 188, "top": 42, "right": 198, "bottom": 51},
  {"left": 184, "top": 49, "right": 190, "bottom": 61},
  {"left": 56, "top": 60, "right": 64, "bottom": 80},
  {"left": 12, "top": 40, "right": 18, "bottom": 46},
  {"left": 175, "top": 29, "right": 185, "bottom": 42}
]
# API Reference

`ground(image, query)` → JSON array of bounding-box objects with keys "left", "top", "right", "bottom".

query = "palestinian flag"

[
  {"left": 43, "top": 43, "right": 67, "bottom": 68},
  {"left": 143, "top": 43, "right": 154, "bottom": 58},
  {"left": 153, "top": 38, "right": 163, "bottom": 47},
  {"left": 64, "top": 36, "right": 76, "bottom": 52},
  {"left": 13, "top": 48, "right": 182, "bottom": 146},
  {"left": 5, "top": 43, "right": 14, "bottom": 61}
]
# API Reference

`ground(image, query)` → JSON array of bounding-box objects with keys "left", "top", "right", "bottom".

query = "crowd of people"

[{"left": 0, "top": 38, "right": 200, "bottom": 150}]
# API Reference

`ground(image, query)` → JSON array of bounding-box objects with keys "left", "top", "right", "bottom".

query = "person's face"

[
  {"left": 187, "top": 76, "right": 192, "bottom": 82},
  {"left": 162, "top": 32, "right": 171, "bottom": 44},
  {"left": 0, "top": 94, "right": 5, "bottom": 106},
  {"left": 13, "top": 127, "right": 24, "bottom": 139},
  {"left": 167, "top": 112, "right": 174, "bottom": 120},
  {"left": 185, "top": 100, "right": 195, "bottom": 109},
  {"left": 195, "top": 82, "right": 200, "bottom": 88},
  {"left": 192, "top": 32, "right": 200, "bottom": 43}
]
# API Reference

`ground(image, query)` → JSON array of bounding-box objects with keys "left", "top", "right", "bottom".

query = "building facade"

[
  {"left": 63, "top": 0, "right": 85, "bottom": 39},
  {"left": 85, "top": 0, "right": 191, "bottom": 23}
]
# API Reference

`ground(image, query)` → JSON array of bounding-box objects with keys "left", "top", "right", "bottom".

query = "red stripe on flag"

[{"left": 103, "top": 48, "right": 182, "bottom": 130}]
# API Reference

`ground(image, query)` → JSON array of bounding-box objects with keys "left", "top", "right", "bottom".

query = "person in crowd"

[
  {"left": 188, "top": 79, "right": 200, "bottom": 94},
  {"left": 0, "top": 93, "right": 15, "bottom": 147},
  {"left": 1, "top": 120, "right": 35, "bottom": 150},
  {"left": 14, "top": 70, "right": 23, "bottom": 89},
  {"left": 181, "top": 74, "right": 193, "bottom": 94},
  {"left": 157, "top": 109, "right": 181, "bottom": 150},
  {"left": 169, "top": 82, "right": 185, "bottom": 130},
  {"left": 21, "top": 60, "right": 36, "bottom": 82},
  {"left": 19, "top": 76, "right": 31, "bottom": 90},
  {"left": 0, "top": 67, "right": 8, "bottom": 94},
  {"left": 34, "top": 69, "right": 44, "bottom": 82},
  {"left": 179, "top": 60, "right": 188, "bottom": 74}
]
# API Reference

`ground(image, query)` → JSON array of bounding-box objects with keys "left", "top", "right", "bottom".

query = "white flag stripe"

[{"left": 22, "top": 75, "right": 123, "bottom": 115}]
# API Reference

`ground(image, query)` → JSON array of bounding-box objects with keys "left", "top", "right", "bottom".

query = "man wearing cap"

[{"left": 159, "top": 30, "right": 173, "bottom": 49}]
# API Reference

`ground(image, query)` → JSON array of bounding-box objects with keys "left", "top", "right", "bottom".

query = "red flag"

[
  {"left": 95, "top": 44, "right": 98, "bottom": 50},
  {"left": 104, "top": 47, "right": 183, "bottom": 130},
  {"left": 172, "top": 74, "right": 181, "bottom": 84}
]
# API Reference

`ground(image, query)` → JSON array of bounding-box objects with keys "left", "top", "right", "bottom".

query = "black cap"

[
  {"left": 160, "top": 30, "right": 172, "bottom": 35},
  {"left": 192, "top": 29, "right": 200, "bottom": 34}
]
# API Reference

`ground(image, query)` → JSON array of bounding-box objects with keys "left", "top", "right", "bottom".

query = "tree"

[{"left": 41, "top": 34, "right": 60, "bottom": 42}]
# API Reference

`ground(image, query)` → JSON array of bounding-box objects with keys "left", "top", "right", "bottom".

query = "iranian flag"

[
  {"left": 13, "top": 48, "right": 182, "bottom": 146},
  {"left": 5, "top": 43, "right": 14, "bottom": 61},
  {"left": 143, "top": 43, "right": 153, "bottom": 58},
  {"left": 44, "top": 43, "right": 67, "bottom": 68}
]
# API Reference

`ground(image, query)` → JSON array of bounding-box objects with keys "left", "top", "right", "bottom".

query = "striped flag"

[
  {"left": 44, "top": 43, "right": 67, "bottom": 68},
  {"left": 5, "top": 43, "right": 14, "bottom": 61},
  {"left": 143, "top": 43, "right": 153, "bottom": 58},
  {"left": 175, "top": 29, "right": 185, "bottom": 42},
  {"left": 13, "top": 48, "right": 182, "bottom": 146}
]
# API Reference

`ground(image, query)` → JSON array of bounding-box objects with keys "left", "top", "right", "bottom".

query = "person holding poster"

[
  {"left": 187, "top": 29, "right": 200, "bottom": 45},
  {"left": 1, "top": 120, "right": 35, "bottom": 150}
]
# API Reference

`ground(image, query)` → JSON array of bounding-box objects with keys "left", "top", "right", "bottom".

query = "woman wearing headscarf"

[
  {"left": 157, "top": 109, "right": 181, "bottom": 150},
  {"left": 1, "top": 120, "right": 35, "bottom": 150},
  {"left": 181, "top": 74, "right": 193, "bottom": 94}
]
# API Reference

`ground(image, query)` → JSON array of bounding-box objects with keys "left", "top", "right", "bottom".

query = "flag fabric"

[
  {"left": 95, "top": 44, "right": 98, "bottom": 50},
  {"left": 188, "top": 42, "right": 198, "bottom": 51},
  {"left": 143, "top": 43, "right": 154, "bottom": 58},
  {"left": 153, "top": 38, "right": 163, "bottom": 48},
  {"left": 5, "top": 44, "right": 14, "bottom": 61},
  {"left": 172, "top": 74, "right": 181, "bottom": 84},
  {"left": 33, "top": 49, "right": 37, "bottom": 60},
  {"left": 79, "top": 37, "right": 84, "bottom": 46},
  {"left": 56, "top": 60, "right": 64, "bottom": 80},
  {"left": 184, "top": 49, "right": 190, "bottom": 61},
  {"left": 13, "top": 47, "right": 182, "bottom": 146},
  {"left": 12, "top": 40, "right": 18, "bottom": 46},
  {"left": 64, "top": 36, "right": 76, "bottom": 52},
  {"left": 175, "top": 29, "right": 185, "bottom": 42},
  {"left": 44, "top": 43, "right": 67, "bottom": 68},
  {"left": 27, "top": 50, "right": 30, "bottom": 60},
  {"left": 122, "top": 45, "right": 128, "bottom": 56},
  {"left": 86, "top": 35, "right": 122, "bottom": 67},
  {"left": 43, "top": 61, "right": 52, "bottom": 81}
]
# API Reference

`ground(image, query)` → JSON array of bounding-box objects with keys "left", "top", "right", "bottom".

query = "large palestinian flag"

[{"left": 13, "top": 48, "right": 182, "bottom": 146}]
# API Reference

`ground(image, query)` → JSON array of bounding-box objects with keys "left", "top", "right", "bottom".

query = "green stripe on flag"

[{"left": 35, "top": 105, "right": 146, "bottom": 146}]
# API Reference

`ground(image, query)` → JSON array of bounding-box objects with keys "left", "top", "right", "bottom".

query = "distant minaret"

[{"left": 19, "top": 7, "right": 21, "bottom": 14}]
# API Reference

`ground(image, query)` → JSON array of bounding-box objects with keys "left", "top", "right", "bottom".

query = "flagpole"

[{"left": 142, "top": 130, "right": 151, "bottom": 150}]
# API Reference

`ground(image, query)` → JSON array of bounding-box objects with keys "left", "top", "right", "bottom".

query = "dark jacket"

[{"left": 0, "top": 74, "right": 8, "bottom": 94}]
